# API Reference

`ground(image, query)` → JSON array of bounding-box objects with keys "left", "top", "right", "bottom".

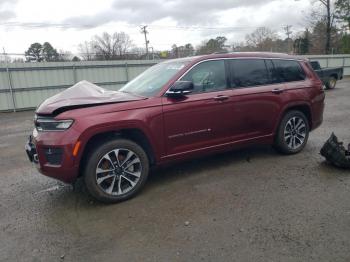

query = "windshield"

[{"left": 120, "top": 60, "right": 189, "bottom": 97}]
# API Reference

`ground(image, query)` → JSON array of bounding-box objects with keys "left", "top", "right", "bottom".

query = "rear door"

[{"left": 227, "top": 59, "right": 285, "bottom": 141}]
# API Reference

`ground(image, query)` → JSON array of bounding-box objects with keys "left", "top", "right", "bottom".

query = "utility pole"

[
  {"left": 284, "top": 25, "right": 292, "bottom": 39},
  {"left": 3, "top": 47, "right": 16, "bottom": 112},
  {"left": 140, "top": 25, "right": 149, "bottom": 59},
  {"left": 325, "top": 0, "right": 331, "bottom": 54},
  {"left": 283, "top": 25, "right": 293, "bottom": 53}
]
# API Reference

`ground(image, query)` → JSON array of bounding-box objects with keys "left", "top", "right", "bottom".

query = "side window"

[
  {"left": 265, "top": 59, "right": 280, "bottom": 84},
  {"left": 310, "top": 61, "right": 321, "bottom": 70},
  {"left": 272, "top": 60, "right": 306, "bottom": 82},
  {"left": 229, "top": 59, "right": 270, "bottom": 88},
  {"left": 181, "top": 60, "right": 227, "bottom": 93}
]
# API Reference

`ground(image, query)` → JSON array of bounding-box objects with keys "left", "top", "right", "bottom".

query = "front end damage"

[{"left": 320, "top": 133, "right": 350, "bottom": 168}]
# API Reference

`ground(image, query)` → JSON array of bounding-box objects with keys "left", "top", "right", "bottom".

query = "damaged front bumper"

[
  {"left": 24, "top": 128, "right": 81, "bottom": 184},
  {"left": 320, "top": 133, "right": 350, "bottom": 168}
]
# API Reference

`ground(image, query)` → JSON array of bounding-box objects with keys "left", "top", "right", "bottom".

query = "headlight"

[{"left": 35, "top": 116, "right": 74, "bottom": 131}]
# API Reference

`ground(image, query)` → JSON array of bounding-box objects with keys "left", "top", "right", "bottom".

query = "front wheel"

[
  {"left": 274, "top": 110, "right": 309, "bottom": 154},
  {"left": 84, "top": 138, "right": 149, "bottom": 203}
]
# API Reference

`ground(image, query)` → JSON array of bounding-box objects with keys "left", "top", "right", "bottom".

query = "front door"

[{"left": 162, "top": 60, "right": 234, "bottom": 156}]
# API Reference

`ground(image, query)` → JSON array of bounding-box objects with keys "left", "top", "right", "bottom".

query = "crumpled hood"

[{"left": 36, "top": 80, "right": 146, "bottom": 115}]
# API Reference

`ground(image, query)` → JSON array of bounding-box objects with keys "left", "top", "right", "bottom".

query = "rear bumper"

[{"left": 25, "top": 129, "right": 80, "bottom": 184}]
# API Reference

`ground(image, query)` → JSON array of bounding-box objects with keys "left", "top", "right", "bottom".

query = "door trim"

[{"left": 160, "top": 133, "right": 273, "bottom": 160}]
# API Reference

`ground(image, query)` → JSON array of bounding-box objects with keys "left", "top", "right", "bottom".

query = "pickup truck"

[{"left": 310, "top": 61, "right": 344, "bottom": 89}]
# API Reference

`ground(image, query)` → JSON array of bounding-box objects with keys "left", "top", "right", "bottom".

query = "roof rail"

[{"left": 212, "top": 51, "right": 229, "bottom": 54}]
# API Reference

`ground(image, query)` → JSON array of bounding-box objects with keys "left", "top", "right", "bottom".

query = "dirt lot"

[{"left": 1, "top": 79, "right": 350, "bottom": 262}]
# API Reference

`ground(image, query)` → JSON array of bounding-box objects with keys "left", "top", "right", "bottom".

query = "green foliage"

[
  {"left": 294, "top": 29, "right": 311, "bottom": 55},
  {"left": 171, "top": 43, "right": 194, "bottom": 58},
  {"left": 72, "top": 56, "right": 81, "bottom": 62},
  {"left": 335, "top": 0, "right": 350, "bottom": 31},
  {"left": 197, "top": 36, "right": 228, "bottom": 55},
  {"left": 42, "top": 42, "right": 59, "bottom": 62},
  {"left": 25, "top": 43, "right": 43, "bottom": 62},
  {"left": 340, "top": 34, "right": 350, "bottom": 53},
  {"left": 25, "top": 42, "right": 59, "bottom": 62}
]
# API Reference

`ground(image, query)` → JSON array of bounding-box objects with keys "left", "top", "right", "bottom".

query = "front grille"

[{"left": 44, "top": 147, "right": 63, "bottom": 165}]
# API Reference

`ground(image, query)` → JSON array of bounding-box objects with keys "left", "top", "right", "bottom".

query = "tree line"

[{"left": 21, "top": 0, "right": 350, "bottom": 62}]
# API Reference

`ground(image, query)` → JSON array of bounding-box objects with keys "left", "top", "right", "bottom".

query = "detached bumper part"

[
  {"left": 25, "top": 135, "right": 39, "bottom": 164},
  {"left": 320, "top": 133, "right": 350, "bottom": 168}
]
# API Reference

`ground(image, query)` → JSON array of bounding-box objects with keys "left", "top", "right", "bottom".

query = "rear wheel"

[
  {"left": 84, "top": 138, "right": 149, "bottom": 203},
  {"left": 275, "top": 110, "right": 309, "bottom": 154},
  {"left": 325, "top": 76, "right": 337, "bottom": 89}
]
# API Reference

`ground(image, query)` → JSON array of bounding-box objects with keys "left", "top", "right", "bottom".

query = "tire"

[
  {"left": 325, "top": 76, "right": 337, "bottom": 89},
  {"left": 274, "top": 110, "right": 309, "bottom": 154},
  {"left": 84, "top": 138, "right": 149, "bottom": 203}
]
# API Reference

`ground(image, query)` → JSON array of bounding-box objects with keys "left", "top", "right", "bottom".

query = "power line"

[
  {"left": 148, "top": 25, "right": 261, "bottom": 31},
  {"left": 0, "top": 21, "right": 293, "bottom": 32}
]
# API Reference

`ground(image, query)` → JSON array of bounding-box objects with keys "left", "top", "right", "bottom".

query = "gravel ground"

[{"left": 1, "top": 79, "right": 350, "bottom": 262}]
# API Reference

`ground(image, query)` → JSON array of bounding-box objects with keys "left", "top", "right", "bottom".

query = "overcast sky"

[{"left": 0, "top": 0, "right": 313, "bottom": 54}]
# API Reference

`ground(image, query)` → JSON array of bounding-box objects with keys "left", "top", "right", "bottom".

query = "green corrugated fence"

[
  {"left": 0, "top": 55, "right": 349, "bottom": 112},
  {"left": 0, "top": 60, "right": 159, "bottom": 112}
]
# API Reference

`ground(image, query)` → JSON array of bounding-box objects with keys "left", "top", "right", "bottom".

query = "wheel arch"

[
  {"left": 330, "top": 73, "right": 339, "bottom": 80},
  {"left": 78, "top": 128, "right": 157, "bottom": 177},
  {"left": 274, "top": 103, "right": 312, "bottom": 134}
]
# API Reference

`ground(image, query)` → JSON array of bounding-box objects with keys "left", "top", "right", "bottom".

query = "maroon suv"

[{"left": 25, "top": 53, "right": 325, "bottom": 203}]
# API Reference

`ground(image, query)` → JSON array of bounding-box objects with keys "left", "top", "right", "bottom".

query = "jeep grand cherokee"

[{"left": 25, "top": 53, "right": 325, "bottom": 203}]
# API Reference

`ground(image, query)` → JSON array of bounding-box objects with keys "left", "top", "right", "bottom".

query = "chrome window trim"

[{"left": 164, "top": 57, "right": 306, "bottom": 96}]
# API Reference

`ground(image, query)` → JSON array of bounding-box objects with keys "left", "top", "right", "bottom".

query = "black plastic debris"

[{"left": 320, "top": 133, "right": 350, "bottom": 168}]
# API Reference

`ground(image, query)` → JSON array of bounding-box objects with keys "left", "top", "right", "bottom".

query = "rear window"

[
  {"left": 272, "top": 60, "right": 306, "bottom": 83},
  {"left": 310, "top": 61, "right": 321, "bottom": 70},
  {"left": 229, "top": 59, "right": 270, "bottom": 88}
]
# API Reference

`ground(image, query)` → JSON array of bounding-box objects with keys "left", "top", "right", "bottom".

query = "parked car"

[
  {"left": 310, "top": 60, "right": 344, "bottom": 89},
  {"left": 25, "top": 53, "right": 325, "bottom": 203}
]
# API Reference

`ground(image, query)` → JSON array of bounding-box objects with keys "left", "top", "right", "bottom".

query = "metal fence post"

[
  {"left": 125, "top": 62, "right": 129, "bottom": 82},
  {"left": 6, "top": 66, "right": 16, "bottom": 112},
  {"left": 72, "top": 65, "right": 77, "bottom": 84}
]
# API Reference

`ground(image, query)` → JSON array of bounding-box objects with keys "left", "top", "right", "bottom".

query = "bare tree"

[
  {"left": 92, "top": 32, "right": 133, "bottom": 60},
  {"left": 245, "top": 27, "right": 277, "bottom": 51},
  {"left": 58, "top": 50, "right": 74, "bottom": 61},
  {"left": 116, "top": 32, "right": 133, "bottom": 56},
  {"left": 321, "top": 0, "right": 332, "bottom": 53},
  {"left": 78, "top": 41, "right": 95, "bottom": 61},
  {"left": 312, "top": 0, "right": 334, "bottom": 54}
]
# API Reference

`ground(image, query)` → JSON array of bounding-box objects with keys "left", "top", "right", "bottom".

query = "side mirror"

[{"left": 166, "top": 81, "right": 194, "bottom": 97}]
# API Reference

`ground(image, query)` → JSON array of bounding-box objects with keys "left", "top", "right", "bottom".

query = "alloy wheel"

[
  {"left": 284, "top": 116, "right": 307, "bottom": 150},
  {"left": 95, "top": 148, "right": 142, "bottom": 196}
]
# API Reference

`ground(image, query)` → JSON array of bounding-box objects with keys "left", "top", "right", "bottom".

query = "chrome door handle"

[
  {"left": 271, "top": 88, "right": 284, "bottom": 94},
  {"left": 213, "top": 95, "right": 229, "bottom": 101}
]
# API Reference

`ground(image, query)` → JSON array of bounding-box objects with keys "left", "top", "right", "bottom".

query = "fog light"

[{"left": 44, "top": 147, "right": 63, "bottom": 165}]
